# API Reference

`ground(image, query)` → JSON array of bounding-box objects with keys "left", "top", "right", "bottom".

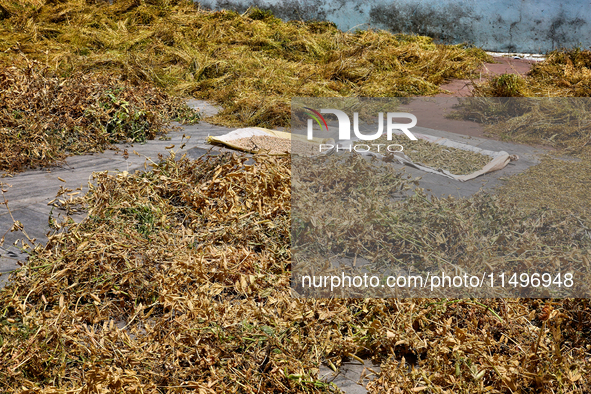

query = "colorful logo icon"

[{"left": 304, "top": 107, "right": 329, "bottom": 133}]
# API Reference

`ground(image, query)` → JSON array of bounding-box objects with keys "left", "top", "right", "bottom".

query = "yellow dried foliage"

[
  {"left": 0, "top": 62, "right": 199, "bottom": 173},
  {"left": 0, "top": 0, "right": 491, "bottom": 130},
  {"left": 0, "top": 153, "right": 589, "bottom": 393}
]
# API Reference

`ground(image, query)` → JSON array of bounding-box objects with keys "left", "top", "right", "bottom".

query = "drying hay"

[
  {"left": 0, "top": 152, "right": 590, "bottom": 392},
  {"left": 353, "top": 134, "right": 491, "bottom": 174},
  {"left": 448, "top": 97, "right": 591, "bottom": 217},
  {"left": 527, "top": 48, "right": 591, "bottom": 97},
  {"left": 473, "top": 49, "right": 591, "bottom": 99},
  {"left": 454, "top": 47, "right": 591, "bottom": 161},
  {"left": 449, "top": 97, "right": 591, "bottom": 156},
  {"left": 496, "top": 155, "right": 591, "bottom": 214},
  {"left": 1, "top": 1, "right": 590, "bottom": 392},
  {"left": 292, "top": 153, "right": 591, "bottom": 298},
  {"left": 0, "top": 0, "right": 491, "bottom": 130},
  {"left": 0, "top": 62, "right": 200, "bottom": 173},
  {"left": 466, "top": 49, "right": 591, "bottom": 153},
  {"left": 227, "top": 135, "right": 319, "bottom": 156}
]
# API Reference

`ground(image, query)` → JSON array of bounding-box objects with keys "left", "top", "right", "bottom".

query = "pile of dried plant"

[
  {"left": 495, "top": 155, "right": 591, "bottom": 213},
  {"left": 464, "top": 49, "right": 591, "bottom": 154},
  {"left": 0, "top": 152, "right": 589, "bottom": 392},
  {"left": 449, "top": 98, "right": 591, "bottom": 155},
  {"left": 447, "top": 97, "right": 591, "bottom": 214},
  {"left": 292, "top": 154, "right": 591, "bottom": 298},
  {"left": 0, "top": 1, "right": 590, "bottom": 392},
  {"left": 0, "top": 62, "right": 199, "bottom": 172},
  {"left": 367, "top": 298, "right": 591, "bottom": 393},
  {"left": 0, "top": 0, "right": 491, "bottom": 130},
  {"left": 353, "top": 135, "right": 491, "bottom": 174},
  {"left": 473, "top": 49, "right": 591, "bottom": 98}
]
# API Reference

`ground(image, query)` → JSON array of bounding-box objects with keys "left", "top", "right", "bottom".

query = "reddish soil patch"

[
  {"left": 437, "top": 57, "right": 538, "bottom": 97},
  {"left": 401, "top": 57, "right": 539, "bottom": 140},
  {"left": 436, "top": 79, "right": 474, "bottom": 97},
  {"left": 480, "top": 57, "right": 537, "bottom": 76},
  {"left": 399, "top": 97, "right": 485, "bottom": 138}
]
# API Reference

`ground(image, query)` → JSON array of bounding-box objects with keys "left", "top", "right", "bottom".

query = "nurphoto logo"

[{"left": 305, "top": 108, "right": 418, "bottom": 153}]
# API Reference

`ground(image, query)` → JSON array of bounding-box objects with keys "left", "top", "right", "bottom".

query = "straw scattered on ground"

[
  {"left": 1, "top": 1, "right": 591, "bottom": 392},
  {"left": 0, "top": 62, "right": 200, "bottom": 173},
  {"left": 464, "top": 50, "right": 591, "bottom": 154},
  {"left": 0, "top": 153, "right": 589, "bottom": 393},
  {"left": 453, "top": 54, "right": 591, "bottom": 212},
  {"left": 353, "top": 134, "right": 491, "bottom": 174},
  {"left": 474, "top": 49, "right": 591, "bottom": 98},
  {"left": 450, "top": 98, "right": 591, "bottom": 154},
  {"left": 0, "top": 0, "right": 491, "bottom": 131},
  {"left": 495, "top": 155, "right": 591, "bottom": 214},
  {"left": 292, "top": 154, "right": 591, "bottom": 298}
]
